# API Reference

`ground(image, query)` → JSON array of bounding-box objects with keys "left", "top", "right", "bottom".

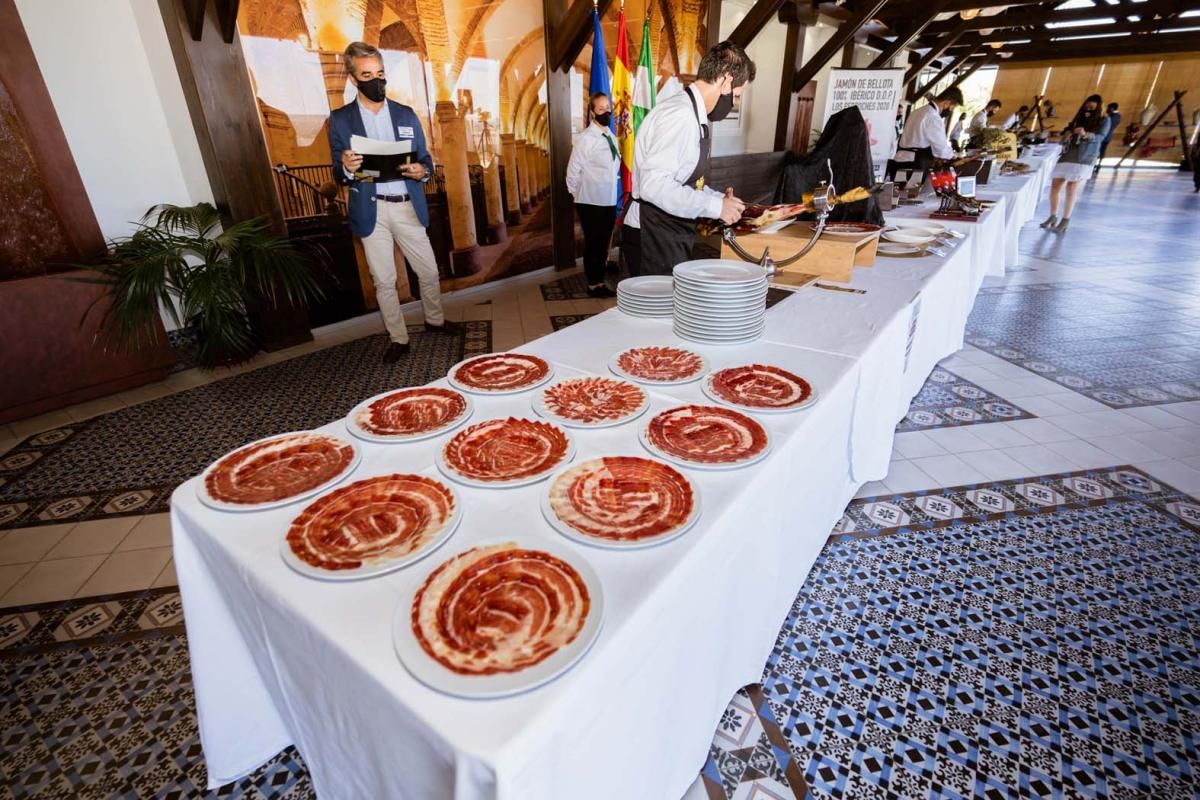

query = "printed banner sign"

[{"left": 821, "top": 68, "right": 904, "bottom": 182}]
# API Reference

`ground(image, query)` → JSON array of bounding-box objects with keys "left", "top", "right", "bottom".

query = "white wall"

[
  {"left": 711, "top": 0, "right": 788, "bottom": 156},
  {"left": 16, "top": 0, "right": 212, "bottom": 242}
]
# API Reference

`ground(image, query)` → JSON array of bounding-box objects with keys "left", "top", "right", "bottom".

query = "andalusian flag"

[
  {"left": 632, "top": 16, "right": 657, "bottom": 133},
  {"left": 611, "top": 9, "right": 634, "bottom": 199}
]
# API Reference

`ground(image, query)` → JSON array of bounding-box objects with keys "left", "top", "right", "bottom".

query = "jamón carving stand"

[{"left": 721, "top": 183, "right": 836, "bottom": 274}]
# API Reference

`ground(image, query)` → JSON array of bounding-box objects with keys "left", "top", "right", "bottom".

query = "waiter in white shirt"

[
  {"left": 622, "top": 41, "right": 755, "bottom": 276},
  {"left": 892, "top": 87, "right": 964, "bottom": 174},
  {"left": 565, "top": 92, "right": 620, "bottom": 298},
  {"left": 969, "top": 99, "right": 1002, "bottom": 131}
]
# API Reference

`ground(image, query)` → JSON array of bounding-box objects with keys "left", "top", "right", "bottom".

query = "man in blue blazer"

[{"left": 330, "top": 41, "right": 461, "bottom": 362}]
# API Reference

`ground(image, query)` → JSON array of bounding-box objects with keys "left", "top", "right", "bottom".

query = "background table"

[{"left": 175, "top": 209, "right": 1009, "bottom": 799}]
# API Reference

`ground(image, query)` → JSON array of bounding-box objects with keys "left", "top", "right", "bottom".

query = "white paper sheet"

[{"left": 350, "top": 134, "right": 412, "bottom": 155}]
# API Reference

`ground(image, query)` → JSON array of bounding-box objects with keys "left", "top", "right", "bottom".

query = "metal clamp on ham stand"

[{"left": 720, "top": 183, "right": 836, "bottom": 275}]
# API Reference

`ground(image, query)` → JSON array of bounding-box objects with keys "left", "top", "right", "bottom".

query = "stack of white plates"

[
  {"left": 617, "top": 276, "right": 674, "bottom": 318},
  {"left": 671, "top": 260, "right": 768, "bottom": 345}
]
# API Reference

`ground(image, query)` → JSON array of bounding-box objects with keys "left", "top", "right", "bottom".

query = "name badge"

[{"left": 397, "top": 125, "right": 415, "bottom": 138}]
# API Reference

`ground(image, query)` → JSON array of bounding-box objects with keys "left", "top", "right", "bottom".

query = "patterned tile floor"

[{"left": 2, "top": 170, "right": 1200, "bottom": 798}]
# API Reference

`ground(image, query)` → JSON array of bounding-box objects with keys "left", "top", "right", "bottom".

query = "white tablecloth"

[
  {"left": 174, "top": 204, "right": 1015, "bottom": 799},
  {"left": 978, "top": 149, "right": 1059, "bottom": 267}
]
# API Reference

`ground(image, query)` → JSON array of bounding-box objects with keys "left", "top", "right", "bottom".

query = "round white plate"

[
  {"left": 877, "top": 243, "right": 925, "bottom": 256},
  {"left": 436, "top": 423, "right": 576, "bottom": 488},
  {"left": 674, "top": 260, "right": 770, "bottom": 286},
  {"left": 674, "top": 322, "right": 766, "bottom": 338},
  {"left": 638, "top": 420, "right": 772, "bottom": 471},
  {"left": 447, "top": 355, "right": 555, "bottom": 395},
  {"left": 608, "top": 349, "right": 709, "bottom": 385},
  {"left": 618, "top": 299, "right": 674, "bottom": 312},
  {"left": 539, "top": 459, "right": 702, "bottom": 549},
  {"left": 393, "top": 538, "right": 605, "bottom": 699},
  {"left": 672, "top": 311, "right": 763, "bottom": 326},
  {"left": 675, "top": 330, "right": 765, "bottom": 346},
  {"left": 674, "top": 289, "right": 768, "bottom": 304},
  {"left": 532, "top": 378, "right": 650, "bottom": 429},
  {"left": 674, "top": 316, "right": 766, "bottom": 332},
  {"left": 882, "top": 230, "right": 936, "bottom": 245},
  {"left": 674, "top": 279, "right": 768, "bottom": 294},
  {"left": 617, "top": 276, "right": 673, "bottom": 298},
  {"left": 891, "top": 220, "right": 946, "bottom": 234},
  {"left": 619, "top": 307, "right": 673, "bottom": 319},
  {"left": 345, "top": 388, "right": 474, "bottom": 443},
  {"left": 196, "top": 432, "right": 361, "bottom": 513},
  {"left": 280, "top": 483, "right": 463, "bottom": 581},
  {"left": 673, "top": 294, "right": 766, "bottom": 311},
  {"left": 702, "top": 373, "right": 820, "bottom": 414}
]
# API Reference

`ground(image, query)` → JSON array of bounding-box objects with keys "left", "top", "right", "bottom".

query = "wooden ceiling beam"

[
  {"left": 729, "top": 0, "right": 792, "bottom": 48},
  {"left": 791, "top": 0, "right": 894, "bottom": 89},
  {"left": 902, "top": 16, "right": 974, "bottom": 86},
  {"left": 550, "top": 0, "right": 616, "bottom": 72},
  {"left": 936, "top": 13, "right": 1200, "bottom": 47},
  {"left": 867, "top": 0, "right": 955, "bottom": 67},
  {"left": 911, "top": 45, "right": 980, "bottom": 98},
  {"left": 999, "top": 30, "right": 1200, "bottom": 60},
  {"left": 917, "top": 0, "right": 1195, "bottom": 35}
]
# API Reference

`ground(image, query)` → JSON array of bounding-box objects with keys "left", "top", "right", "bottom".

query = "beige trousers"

[{"left": 359, "top": 200, "right": 445, "bottom": 344}]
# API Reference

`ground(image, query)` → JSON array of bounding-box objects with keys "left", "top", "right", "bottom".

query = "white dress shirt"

[
  {"left": 626, "top": 86, "right": 724, "bottom": 229},
  {"left": 897, "top": 102, "right": 954, "bottom": 160},
  {"left": 355, "top": 100, "right": 407, "bottom": 197},
  {"left": 1000, "top": 112, "right": 1020, "bottom": 130},
  {"left": 565, "top": 122, "right": 620, "bottom": 207},
  {"left": 969, "top": 110, "right": 990, "bottom": 130}
]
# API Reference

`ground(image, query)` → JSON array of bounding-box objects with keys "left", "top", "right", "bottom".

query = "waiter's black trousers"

[
  {"left": 575, "top": 203, "right": 616, "bottom": 286},
  {"left": 637, "top": 202, "right": 697, "bottom": 276},
  {"left": 621, "top": 224, "right": 642, "bottom": 277}
]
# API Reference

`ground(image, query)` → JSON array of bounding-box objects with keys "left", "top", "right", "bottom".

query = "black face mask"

[
  {"left": 356, "top": 77, "right": 387, "bottom": 103},
  {"left": 709, "top": 91, "right": 734, "bottom": 123},
  {"left": 940, "top": 107, "right": 952, "bottom": 119},
  {"left": 593, "top": 111, "right": 612, "bottom": 127}
]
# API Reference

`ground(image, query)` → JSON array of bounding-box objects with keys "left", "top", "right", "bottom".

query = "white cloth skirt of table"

[
  {"left": 175, "top": 346, "right": 864, "bottom": 800},
  {"left": 761, "top": 229, "right": 980, "bottom": 481}
]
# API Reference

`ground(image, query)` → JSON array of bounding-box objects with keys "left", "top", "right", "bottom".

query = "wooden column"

[
  {"left": 773, "top": 2, "right": 812, "bottom": 152},
  {"left": 159, "top": 0, "right": 309, "bottom": 350},
  {"left": 544, "top": 0, "right": 578, "bottom": 270},
  {"left": 435, "top": 100, "right": 481, "bottom": 275}
]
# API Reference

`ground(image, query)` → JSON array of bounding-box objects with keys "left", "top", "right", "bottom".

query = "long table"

[{"left": 172, "top": 187, "right": 1028, "bottom": 799}]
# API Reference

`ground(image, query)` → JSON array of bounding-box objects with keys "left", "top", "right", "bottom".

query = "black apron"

[
  {"left": 885, "top": 146, "right": 934, "bottom": 182},
  {"left": 635, "top": 89, "right": 712, "bottom": 276}
]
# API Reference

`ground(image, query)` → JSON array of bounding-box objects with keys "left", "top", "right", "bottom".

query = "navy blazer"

[{"left": 329, "top": 99, "right": 434, "bottom": 237}]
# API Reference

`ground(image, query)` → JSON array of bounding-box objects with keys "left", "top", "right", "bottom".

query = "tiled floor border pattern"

[
  {"left": 966, "top": 283, "right": 1200, "bottom": 409},
  {"left": 0, "top": 323, "right": 492, "bottom": 531}
]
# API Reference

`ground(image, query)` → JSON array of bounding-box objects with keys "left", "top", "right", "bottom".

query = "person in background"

[
  {"left": 565, "top": 92, "right": 620, "bottom": 298},
  {"left": 894, "top": 87, "right": 963, "bottom": 172},
  {"left": 1093, "top": 102, "right": 1122, "bottom": 175},
  {"left": 948, "top": 113, "right": 966, "bottom": 151},
  {"left": 1040, "top": 94, "right": 1110, "bottom": 234},
  {"left": 330, "top": 41, "right": 461, "bottom": 363},
  {"left": 623, "top": 41, "right": 754, "bottom": 276},
  {"left": 969, "top": 99, "right": 1002, "bottom": 131},
  {"left": 1001, "top": 105, "right": 1028, "bottom": 131}
]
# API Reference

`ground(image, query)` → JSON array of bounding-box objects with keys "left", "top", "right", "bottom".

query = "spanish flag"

[{"left": 611, "top": 8, "right": 634, "bottom": 199}]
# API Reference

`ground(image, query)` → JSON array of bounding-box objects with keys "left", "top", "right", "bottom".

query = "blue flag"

[{"left": 589, "top": 10, "right": 614, "bottom": 135}]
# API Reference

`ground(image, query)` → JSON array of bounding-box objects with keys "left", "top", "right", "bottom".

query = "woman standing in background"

[{"left": 1040, "top": 94, "right": 1110, "bottom": 234}]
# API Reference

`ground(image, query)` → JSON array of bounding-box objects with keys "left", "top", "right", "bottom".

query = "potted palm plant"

[{"left": 74, "top": 203, "right": 325, "bottom": 368}]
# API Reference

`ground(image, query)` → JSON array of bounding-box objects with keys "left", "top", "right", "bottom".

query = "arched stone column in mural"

[
  {"left": 435, "top": 101, "right": 481, "bottom": 274},
  {"left": 500, "top": 133, "right": 522, "bottom": 225},
  {"left": 517, "top": 141, "right": 530, "bottom": 208},
  {"left": 482, "top": 154, "right": 507, "bottom": 243}
]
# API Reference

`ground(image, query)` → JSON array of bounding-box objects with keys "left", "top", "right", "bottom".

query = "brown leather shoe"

[
  {"left": 424, "top": 320, "right": 464, "bottom": 334},
  {"left": 383, "top": 342, "right": 410, "bottom": 362}
]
